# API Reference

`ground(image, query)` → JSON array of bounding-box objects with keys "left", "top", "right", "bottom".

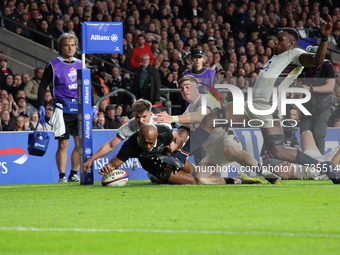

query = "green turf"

[{"left": 1, "top": 179, "right": 340, "bottom": 255}]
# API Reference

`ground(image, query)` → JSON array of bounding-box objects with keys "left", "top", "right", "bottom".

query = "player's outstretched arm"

[
  {"left": 83, "top": 136, "right": 122, "bottom": 172},
  {"left": 155, "top": 106, "right": 208, "bottom": 124},
  {"left": 299, "top": 15, "right": 333, "bottom": 67},
  {"left": 99, "top": 157, "right": 124, "bottom": 175}
]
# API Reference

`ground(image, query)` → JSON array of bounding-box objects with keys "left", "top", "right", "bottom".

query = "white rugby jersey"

[
  {"left": 117, "top": 114, "right": 171, "bottom": 140},
  {"left": 250, "top": 48, "right": 306, "bottom": 106},
  {"left": 181, "top": 94, "right": 226, "bottom": 151}
]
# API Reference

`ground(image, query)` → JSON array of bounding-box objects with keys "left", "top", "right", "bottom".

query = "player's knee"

[
  {"left": 179, "top": 174, "right": 197, "bottom": 185},
  {"left": 223, "top": 146, "right": 239, "bottom": 161},
  {"left": 58, "top": 140, "right": 69, "bottom": 150},
  {"left": 264, "top": 134, "right": 284, "bottom": 159}
]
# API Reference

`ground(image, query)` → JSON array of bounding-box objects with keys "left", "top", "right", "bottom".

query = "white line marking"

[
  {"left": 0, "top": 184, "right": 76, "bottom": 189},
  {"left": 1, "top": 227, "right": 339, "bottom": 238},
  {"left": 0, "top": 184, "right": 338, "bottom": 189}
]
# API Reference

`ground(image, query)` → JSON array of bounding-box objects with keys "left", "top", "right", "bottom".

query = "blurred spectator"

[
  {"left": 2, "top": 74, "right": 14, "bottom": 95},
  {"left": 118, "top": 54, "right": 133, "bottom": 73},
  {"left": 107, "top": 66, "right": 132, "bottom": 106},
  {"left": 9, "top": 74, "right": 24, "bottom": 97},
  {"left": 3, "top": 5, "right": 17, "bottom": 33},
  {"left": 0, "top": 58, "right": 14, "bottom": 89},
  {"left": 59, "top": 0, "right": 74, "bottom": 16},
  {"left": 29, "top": 111, "right": 43, "bottom": 131},
  {"left": 65, "top": 20, "right": 79, "bottom": 37},
  {"left": 332, "top": 117, "right": 340, "bottom": 127},
  {"left": 185, "top": 0, "right": 202, "bottom": 21},
  {"left": 16, "top": 97, "right": 37, "bottom": 117},
  {"left": 0, "top": 90, "right": 10, "bottom": 102},
  {"left": 333, "top": 62, "right": 340, "bottom": 76},
  {"left": 24, "top": 68, "right": 45, "bottom": 109},
  {"left": 104, "top": 104, "right": 119, "bottom": 129},
  {"left": 12, "top": 115, "right": 26, "bottom": 131},
  {"left": 98, "top": 99, "right": 108, "bottom": 113},
  {"left": 122, "top": 103, "right": 132, "bottom": 116},
  {"left": 289, "top": 108, "right": 301, "bottom": 123},
  {"left": 17, "top": 11, "right": 34, "bottom": 39},
  {"left": 83, "top": 12, "right": 92, "bottom": 22},
  {"left": 1, "top": 98, "right": 14, "bottom": 117},
  {"left": 92, "top": 111, "right": 105, "bottom": 129},
  {"left": 44, "top": 91, "right": 52, "bottom": 103},
  {"left": 162, "top": 72, "right": 181, "bottom": 114},
  {"left": 296, "top": 19, "right": 308, "bottom": 39},
  {"left": 115, "top": 105, "right": 124, "bottom": 121},
  {"left": 104, "top": 54, "right": 120, "bottom": 72},
  {"left": 50, "top": 19, "right": 64, "bottom": 41},
  {"left": 29, "top": 8, "right": 41, "bottom": 30},
  {"left": 97, "top": 111, "right": 106, "bottom": 129},
  {"left": 21, "top": 73, "right": 31, "bottom": 85},
  {"left": 132, "top": 54, "right": 161, "bottom": 105},
  {"left": 34, "top": 19, "right": 53, "bottom": 48},
  {"left": 333, "top": 85, "right": 340, "bottom": 109},
  {"left": 123, "top": 33, "right": 134, "bottom": 60},
  {"left": 51, "top": 4, "right": 63, "bottom": 20},
  {"left": 44, "top": 101, "right": 54, "bottom": 126},
  {"left": 91, "top": 66, "right": 110, "bottom": 103},
  {"left": 119, "top": 116, "right": 129, "bottom": 126},
  {"left": 159, "top": 58, "right": 171, "bottom": 83},
  {"left": 129, "top": 34, "right": 154, "bottom": 69},
  {"left": 1, "top": 110, "right": 13, "bottom": 131},
  {"left": 38, "top": 1, "right": 49, "bottom": 19}
]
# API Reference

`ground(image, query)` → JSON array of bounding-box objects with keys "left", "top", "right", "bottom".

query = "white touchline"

[
  {"left": 0, "top": 184, "right": 338, "bottom": 189},
  {"left": 0, "top": 227, "right": 339, "bottom": 238}
]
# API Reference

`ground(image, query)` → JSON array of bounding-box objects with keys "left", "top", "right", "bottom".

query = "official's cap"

[{"left": 191, "top": 48, "right": 204, "bottom": 58}]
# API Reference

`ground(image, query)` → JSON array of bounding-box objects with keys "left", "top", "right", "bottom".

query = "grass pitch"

[{"left": 1, "top": 179, "right": 340, "bottom": 255}]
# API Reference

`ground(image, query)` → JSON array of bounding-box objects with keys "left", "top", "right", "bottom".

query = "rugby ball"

[{"left": 101, "top": 169, "right": 129, "bottom": 187}]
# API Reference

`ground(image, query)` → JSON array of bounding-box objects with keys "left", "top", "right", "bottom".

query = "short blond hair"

[
  {"left": 132, "top": 99, "right": 152, "bottom": 113},
  {"left": 178, "top": 75, "right": 199, "bottom": 87}
]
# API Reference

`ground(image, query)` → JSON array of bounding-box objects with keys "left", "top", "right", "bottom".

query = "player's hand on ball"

[{"left": 99, "top": 163, "right": 115, "bottom": 175}]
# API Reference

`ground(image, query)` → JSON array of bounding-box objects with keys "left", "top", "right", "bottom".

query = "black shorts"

[
  {"left": 56, "top": 113, "right": 79, "bottom": 140},
  {"left": 139, "top": 157, "right": 172, "bottom": 182}
]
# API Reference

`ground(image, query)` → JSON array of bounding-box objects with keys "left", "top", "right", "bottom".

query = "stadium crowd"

[{"left": 2, "top": 0, "right": 340, "bottom": 133}]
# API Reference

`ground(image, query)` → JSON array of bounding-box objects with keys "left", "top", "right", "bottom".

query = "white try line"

[
  {"left": 1, "top": 226, "right": 339, "bottom": 238},
  {"left": 0, "top": 184, "right": 77, "bottom": 189},
  {"left": 0, "top": 184, "right": 338, "bottom": 189}
]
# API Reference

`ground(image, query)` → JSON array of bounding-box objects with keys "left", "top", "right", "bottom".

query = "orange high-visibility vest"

[{"left": 92, "top": 75, "right": 110, "bottom": 103}]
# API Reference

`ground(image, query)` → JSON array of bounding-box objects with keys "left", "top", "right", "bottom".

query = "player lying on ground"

[
  {"left": 86, "top": 124, "right": 262, "bottom": 185},
  {"left": 83, "top": 99, "right": 174, "bottom": 170},
  {"left": 153, "top": 18, "right": 340, "bottom": 184},
  {"left": 154, "top": 75, "right": 280, "bottom": 184},
  {"left": 262, "top": 130, "right": 340, "bottom": 180}
]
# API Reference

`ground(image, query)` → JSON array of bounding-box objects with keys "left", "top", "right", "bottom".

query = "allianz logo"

[
  {"left": 90, "top": 34, "right": 118, "bottom": 42},
  {"left": 34, "top": 143, "right": 45, "bottom": 148}
]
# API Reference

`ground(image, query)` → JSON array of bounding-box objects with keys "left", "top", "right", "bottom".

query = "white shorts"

[
  {"left": 200, "top": 131, "right": 242, "bottom": 167},
  {"left": 244, "top": 101, "right": 281, "bottom": 128}
]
